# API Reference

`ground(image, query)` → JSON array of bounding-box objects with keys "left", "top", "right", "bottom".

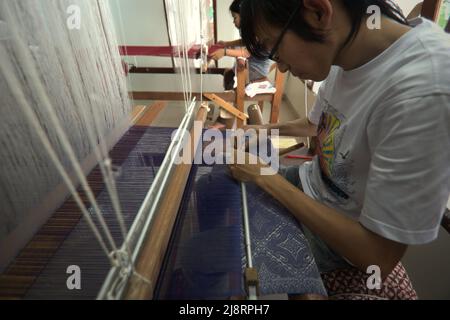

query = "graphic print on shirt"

[{"left": 316, "top": 100, "right": 354, "bottom": 202}]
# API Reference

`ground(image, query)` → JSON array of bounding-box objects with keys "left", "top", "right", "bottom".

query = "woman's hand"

[
  {"left": 228, "top": 151, "right": 274, "bottom": 183},
  {"left": 211, "top": 48, "right": 225, "bottom": 61}
]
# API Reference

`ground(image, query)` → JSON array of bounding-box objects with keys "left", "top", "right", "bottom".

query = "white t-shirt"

[{"left": 300, "top": 18, "right": 450, "bottom": 245}]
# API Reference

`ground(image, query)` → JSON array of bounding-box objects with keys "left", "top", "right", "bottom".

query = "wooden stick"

[
  {"left": 133, "top": 101, "right": 167, "bottom": 126},
  {"left": 203, "top": 93, "right": 248, "bottom": 121},
  {"left": 236, "top": 65, "right": 247, "bottom": 128},
  {"left": 279, "top": 142, "right": 306, "bottom": 156}
]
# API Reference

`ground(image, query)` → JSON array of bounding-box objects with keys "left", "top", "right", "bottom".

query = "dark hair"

[
  {"left": 240, "top": 0, "right": 409, "bottom": 59},
  {"left": 230, "top": 0, "right": 242, "bottom": 14}
]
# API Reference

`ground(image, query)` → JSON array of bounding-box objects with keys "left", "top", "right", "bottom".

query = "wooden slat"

[
  {"left": 203, "top": 93, "right": 248, "bottom": 121},
  {"left": 134, "top": 101, "right": 167, "bottom": 127},
  {"left": 236, "top": 66, "right": 247, "bottom": 128},
  {"left": 131, "top": 105, "right": 147, "bottom": 124}
]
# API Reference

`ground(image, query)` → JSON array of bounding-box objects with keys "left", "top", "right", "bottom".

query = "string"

[
  {"left": 83, "top": 1, "right": 130, "bottom": 246},
  {"left": 114, "top": 0, "right": 138, "bottom": 69},
  {"left": 0, "top": 0, "right": 130, "bottom": 259},
  {"left": 0, "top": 44, "right": 114, "bottom": 264}
]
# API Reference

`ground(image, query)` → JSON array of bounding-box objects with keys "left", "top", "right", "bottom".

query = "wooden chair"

[{"left": 234, "top": 62, "right": 286, "bottom": 126}]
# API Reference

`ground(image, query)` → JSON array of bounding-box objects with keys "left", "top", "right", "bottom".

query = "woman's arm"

[
  {"left": 258, "top": 174, "right": 407, "bottom": 279},
  {"left": 247, "top": 117, "right": 318, "bottom": 138},
  {"left": 229, "top": 157, "right": 407, "bottom": 280},
  {"left": 211, "top": 47, "right": 250, "bottom": 60}
]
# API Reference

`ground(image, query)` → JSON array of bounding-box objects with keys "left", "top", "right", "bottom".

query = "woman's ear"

[{"left": 302, "top": 0, "right": 333, "bottom": 30}]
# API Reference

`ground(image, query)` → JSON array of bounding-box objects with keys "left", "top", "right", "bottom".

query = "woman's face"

[
  {"left": 232, "top": 12, "right": 241, "bottom": 29},
  {"left": 260, "top": 27, "right": 335, "bottom": 81},
  {"left": 255, "top": 0, "right": 340, "bottom": 81}
]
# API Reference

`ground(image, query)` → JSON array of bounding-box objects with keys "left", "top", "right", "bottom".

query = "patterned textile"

[
  {"left": 158, "top": 165, "right": 327, "bottom": 299},
  {"left": 245, "top": 180, "right": 327, "bottom": 296},
  {"left": 321, "top": 263, "right": 418, "bottom": 300}
]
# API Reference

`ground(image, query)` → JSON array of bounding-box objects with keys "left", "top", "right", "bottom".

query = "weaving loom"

[{"left": 0, "top": 0, "right": 325, "bottom": 300}]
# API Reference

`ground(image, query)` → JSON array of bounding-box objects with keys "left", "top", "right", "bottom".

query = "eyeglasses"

[{"left": 268, "top": 1, "right": 303, "bottom": 62}]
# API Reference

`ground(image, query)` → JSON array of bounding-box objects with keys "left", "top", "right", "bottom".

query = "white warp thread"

[{"left": 0, "top": 0, "right": 131, "bottom": 242}]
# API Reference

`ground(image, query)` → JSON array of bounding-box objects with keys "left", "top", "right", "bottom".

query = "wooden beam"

[
  {"left": 130, "top": 91, "right": 275, "bottom": 102},
  {"left": 124, "top": 106, "right": 208, "bottom": 300},
  {"left": 421, "top": 0, "right": 442, "bottom": 21},
  {"left": 133, "top": 101, "right": 167, "bottom": 126},
  {"left": 270, "top": 68, "right": 286, "bottom": 124},
  {"left": 131, "top": 105, "right": 147, "bottom": 124},
  {"left": 203, "top": 93, "right": 248, "bottom": 121}
]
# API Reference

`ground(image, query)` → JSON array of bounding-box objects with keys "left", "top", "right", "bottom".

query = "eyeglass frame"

[{"left": 268, "top": 1, "right": 303, "bottom": 62}]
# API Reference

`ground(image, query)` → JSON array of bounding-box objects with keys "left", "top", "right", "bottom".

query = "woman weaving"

[
  {"left": 211, "top": 0, "right": 273, "bottom": 90},
  {"left": 229, "top": 0, "right": 450, "bottom": 298}
]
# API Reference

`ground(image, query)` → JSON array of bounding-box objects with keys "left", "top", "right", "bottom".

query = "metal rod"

[
  {"left": 241, "top": 182, "right": 258, "bottom": 300},
  {"left": 241, "top": 182, "right": 253, "bottom": 268}
]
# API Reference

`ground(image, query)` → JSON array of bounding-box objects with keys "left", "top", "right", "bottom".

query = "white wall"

[{"left": 109, "top": 0, "right": 172, "bottom": 68}]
